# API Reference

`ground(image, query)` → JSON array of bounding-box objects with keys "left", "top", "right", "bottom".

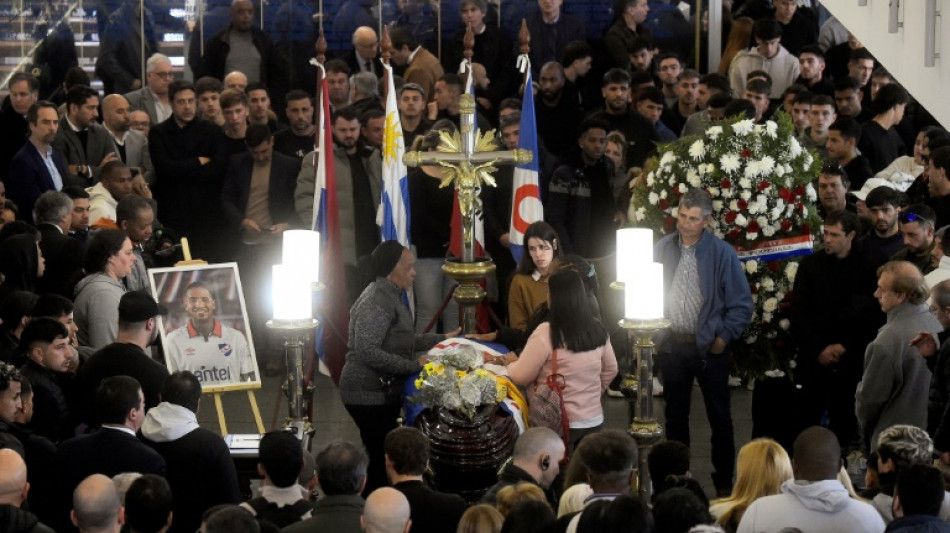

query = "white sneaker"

[{"left": 652, "top": 377, "right": 664, "bottom": 397}]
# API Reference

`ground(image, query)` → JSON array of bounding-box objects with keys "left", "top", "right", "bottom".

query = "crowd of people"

[{"left": 2, "top": 0, "right": 950, "bottom": 530}]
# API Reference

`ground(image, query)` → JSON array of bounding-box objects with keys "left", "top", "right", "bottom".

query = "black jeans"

[
  {"left": 659, "top": 341, "right": 735, "bottom": 490},
  {"left": 343, "top": 402, "right": 401, "bottom": 494}
]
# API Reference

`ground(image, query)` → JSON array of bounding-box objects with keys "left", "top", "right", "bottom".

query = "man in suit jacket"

[
  {"left": 124, "top": 54, "right": 174, "bottom": 127},
  {"left": 33, "top": 192, "right": 84, "bottom": 299},
  {"left": 7, "top": 101, "right": 67, "bottom": 224},
  {"left": 390, "top": 29, "right": 443, "bottom": 103},
  {"left": 342, "top": 26, "right": 384, "bottom": 78},
  {"left": 102, "top": 94, "right": 155, "bottom": 185},
  {"left": 53, "top": 376, "right": 164, "bottom": 532},
  {"left": 52, "top": 85, "right": 118, "bottom": 186},
  {"left": 221, "top": 123, "right": 300, "bottom": 362},
  {"left": 384, "top": 427, "right": 467, "bottom": 533},
  {"left": 141, "top": 371, "right": 241, "bottom": 533}
]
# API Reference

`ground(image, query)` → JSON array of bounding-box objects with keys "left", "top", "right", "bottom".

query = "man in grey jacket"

[
  {"left": 295, "top": 107, "right": 382, "bottom": 304},
  {"left": 856, "top": 261, "right": 942, "bottom": 453}
]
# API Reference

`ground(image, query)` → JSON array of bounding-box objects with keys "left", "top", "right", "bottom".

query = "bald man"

[
  {"left": 737, "top": 427, "right": 885, "bottom": 533},
  {"left": 0, "top": 448, "right": 54, "bottom": 532},
  {"left": 194, "top": 0, "right": 275, "bottom": 86},
  {"left": 362, "top": 488, "right": 410, "bottom": 533},
  {"left": 101, "top": 94, "right": 154, "bottom": 187},
  {"left": 536, "top": 61, "right": 584, "bottom": 156},
  {"left": 857, "top": 261, "right": 943, "bottom": 453},
  {"left": 224, "top": 71, "right": 249, "bottom": 92},
  {"left": 71, "top": 474, "right": 123, "bottom": 533},
  {"left": 344, "top": 27, "right": 383, "bottom": 78},
  {"left": 482, "top": 427, "right": 565, "bottom": 505}
]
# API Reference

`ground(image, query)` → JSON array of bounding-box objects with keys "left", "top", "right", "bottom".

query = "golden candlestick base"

[
  {"left": 618, "top": 316, "right": 671, "bottom": 500},
  {"left": 442, "top": 257, "right": 496, "bottom": 334}
]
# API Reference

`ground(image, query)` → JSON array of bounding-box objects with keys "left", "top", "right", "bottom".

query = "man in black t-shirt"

[{"left": 273, "top": 90, "right": 315, "bottom": 161}]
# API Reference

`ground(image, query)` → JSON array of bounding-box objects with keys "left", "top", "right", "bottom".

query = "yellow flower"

[{"left": 414, "top": 378, "right": 423, "bottom": 389}]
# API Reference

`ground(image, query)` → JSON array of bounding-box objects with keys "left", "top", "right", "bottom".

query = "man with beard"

[
  {"left": 860, "top": 185, "right": 907, "bottom": 270},
  {"left": 149, "top": 80, "right": 229, "bottom": 262},
  {"left": 587, "top": 68, "right": 658, "bottom": 169},
  {"left": 75, "top": 292, "right": 170, "bottom": 425},
  {"left": 53, "top": 85, "right": 117, "bottom": 186},
  {"left": 892, "top": 204, "right": 939, "bottom": 275},
  {"left": 101, "top": 94, "right": 154, "bottom": 185},
  {"left": 535, "top": 62, "right": 583, "bottom": 156},
  {"left": 295, "top": 107, "right": 381, "bottom": 303},
  {"left": 661, "top": 69, "right": 700, "bottom": 136},
  {"left": 273, "top": 90, "right": 315, "bottom": 160}
]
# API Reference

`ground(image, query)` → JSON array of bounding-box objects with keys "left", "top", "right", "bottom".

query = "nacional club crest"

[{"left": 219, "top": 344, "right": 233, "bottom": 357}]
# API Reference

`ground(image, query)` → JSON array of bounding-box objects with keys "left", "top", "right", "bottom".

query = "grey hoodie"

[
  {"left": 737, "top": 479, "right": 886, "bottom": 533},
  {"left": 74, "top": 273, "right": 126, "bottom": 350},
  {"left": 141, "top": 402, "right": 200, "bottom": 443}
]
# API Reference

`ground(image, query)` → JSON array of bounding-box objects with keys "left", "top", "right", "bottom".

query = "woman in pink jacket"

[{"left": 506, "top": 270, "right": 618, "bottom": 450}]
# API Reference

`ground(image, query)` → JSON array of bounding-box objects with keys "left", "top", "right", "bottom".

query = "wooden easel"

[{"left": 174, "top": 239, "right": 266, "bottom": 436}]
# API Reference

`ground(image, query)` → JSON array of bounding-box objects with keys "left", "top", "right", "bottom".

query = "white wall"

[{"left": 822, "top": 0, "right": 949, "bottom": 128}]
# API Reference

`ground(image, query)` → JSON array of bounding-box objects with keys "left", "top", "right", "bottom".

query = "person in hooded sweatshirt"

[
  {"left": 141, "top": 371, "right": 241, "bottom": 533},
  {"left": 737, "top": 426, "right": 885, "bottom": 533},
  {"left": 73, "top": 229, "right": 135, "bottom": 350}
]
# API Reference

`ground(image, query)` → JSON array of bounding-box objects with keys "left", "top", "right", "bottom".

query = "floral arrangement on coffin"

[
  {"left": 413, "top": 345, "right": 508, "bottom": 420},
  {"left": 631, "top": 112, "right": 823, "bottom": 379}
]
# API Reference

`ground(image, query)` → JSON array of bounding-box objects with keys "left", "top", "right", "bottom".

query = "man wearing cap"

[
  {"left": 75, "top": 291, "right": 170, "bottom": 425},
  {"left": 398, "top": 83, "right": 430, "bottom": 149},
  {"left": 164, "top": 281, "right": 257, "bottom": 386}
]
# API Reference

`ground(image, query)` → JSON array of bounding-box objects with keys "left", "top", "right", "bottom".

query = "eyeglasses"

[
  {"left": 151, "top": 71, "right": 174, "bottom": 79},
  {"left": 899, "top": 211, "right": 932, "bottom": 225}
]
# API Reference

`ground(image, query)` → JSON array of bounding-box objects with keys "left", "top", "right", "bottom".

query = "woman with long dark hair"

[
  {"left": 508, "top": 221, "right": 561, "bottom": 332},
  {"left": 506, "top": 270, "right": 617, "bottom": 449}
]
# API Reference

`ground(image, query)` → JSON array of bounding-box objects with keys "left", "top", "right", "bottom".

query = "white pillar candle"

[{"left": 272, "top": 264, "right": 312, "bottom": 320}]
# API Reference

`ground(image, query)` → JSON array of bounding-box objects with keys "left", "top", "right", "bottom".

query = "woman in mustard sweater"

[{"left": 507, "top": 221, "right": 562, "bottom": 332}]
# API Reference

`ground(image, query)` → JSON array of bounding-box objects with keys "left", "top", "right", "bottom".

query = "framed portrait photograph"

[{"left": 148, "top": 263, "right": 261, "bottom": 391}]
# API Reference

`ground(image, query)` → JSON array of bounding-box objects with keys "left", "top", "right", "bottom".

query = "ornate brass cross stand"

[{"left": 402, "top": 24, "right": 533, "bottom": 333}]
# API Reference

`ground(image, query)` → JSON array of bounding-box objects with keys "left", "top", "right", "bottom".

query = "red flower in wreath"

[
  {"left": 721, "top": 179, "right": 732, "bottom": 189},
  {"left": 781, "top": 220, "right": 793, "bottom": 232},
  {"left": 747, "top": 220, "right": 761, "bottom": 232},
  {"left": 725, "top": 211, "right": 737, "bottom": 223},
  {"left": 778, "top": 187, "right": 793, "bottom": 202},
  {"left": 741, "top": 149, "right": 751, "bottom": 158},
  {"left": 757, "top": 180, "right": 770, "bottom": 191},
  {"left": 737, "top": 199, "right": 748, "bottom": 210},
  {"left": 659, "top": 198, "right": 669, "bottom": 210}
]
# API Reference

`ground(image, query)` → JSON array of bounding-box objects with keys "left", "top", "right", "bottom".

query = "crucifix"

[{"left": 402, "top": 23, "right": 534, "bottom": 334}]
